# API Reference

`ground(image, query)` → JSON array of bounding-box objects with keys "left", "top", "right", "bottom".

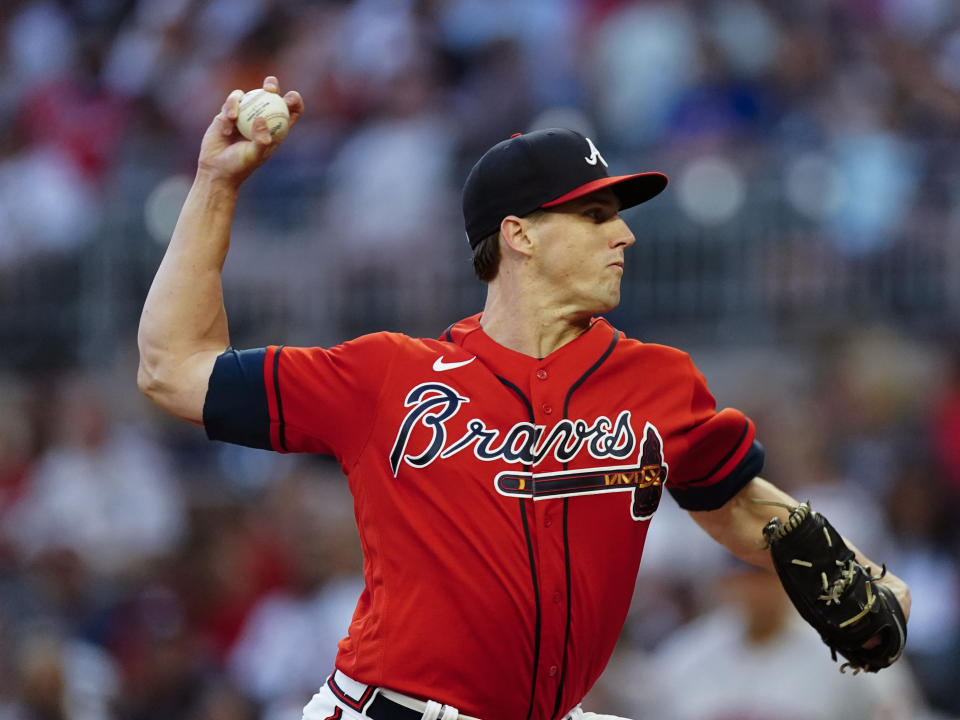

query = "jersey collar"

[{"left": 444, "top": 314, "right": 620, "bottom": 396}]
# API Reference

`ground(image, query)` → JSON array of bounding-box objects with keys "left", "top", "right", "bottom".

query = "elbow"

[
  {"left": 137, "top": 358, "right": 159, "bottom": 398},
  {"left": 137, "top": 348, "right": 168, "bottom": 402},
  {"left": 135, "top": 340, "right": 218, "bottom": 425},
  {"left": 136, "top": 330, "right": 176, "bottom": 403},
  {"left": 137, "top": 324, "right": 159, "bottom": 396},
  {"left": 136, "top": 353, "right": 200, "bottom": 425}
]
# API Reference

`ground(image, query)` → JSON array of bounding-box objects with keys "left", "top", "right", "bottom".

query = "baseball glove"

[{"left": 758, "top": 500, "right": 907, "bottom": 673}]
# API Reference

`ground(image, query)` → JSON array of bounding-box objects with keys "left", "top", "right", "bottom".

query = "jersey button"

[
  {"left": 542, "top": 404, "right": 553, "bottom": 415},
  {"left": 536, "top": 368, "right": 548, "bottom": 380},
  {"left": 549, "top": 665, "right": 558, "bottom": 677},
  {"left": 552, "top": 592, "right": 561, "bottom": 605},
  {"left": 544, "top": 517, "right": 552, "bottom": 528}
]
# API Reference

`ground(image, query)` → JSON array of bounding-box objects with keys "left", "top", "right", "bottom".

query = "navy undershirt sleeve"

[{"left": 203, "top": 347, "right": 272, "bottom": 450}]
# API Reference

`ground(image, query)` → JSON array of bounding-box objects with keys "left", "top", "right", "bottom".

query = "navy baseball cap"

[{"left": 462, "top": 128, "right": 668, "bottom": 249}]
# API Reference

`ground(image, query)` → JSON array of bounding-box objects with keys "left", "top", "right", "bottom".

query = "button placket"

[{"left": 530, "top": 363, "right": 566, "bottom": 696}]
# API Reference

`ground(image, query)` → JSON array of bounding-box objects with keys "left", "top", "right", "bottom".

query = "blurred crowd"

[{"left": 1, "top": 0, "right": 960, "bottom": 718}]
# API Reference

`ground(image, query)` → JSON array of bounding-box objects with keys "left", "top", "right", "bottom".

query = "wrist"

[
  {"left": 195, "top": 165, "right": 243, "bottom": 193},
  {"left": 179, "top": 168, "right": 240, "bottom": 225},
  {"left": 877, "top": 572, "right": 911, "bottom": 620}
]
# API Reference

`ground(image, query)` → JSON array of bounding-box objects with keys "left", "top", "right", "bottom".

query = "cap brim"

[{"left": 541, "top": 172, "right": 668, "bottom": 211}]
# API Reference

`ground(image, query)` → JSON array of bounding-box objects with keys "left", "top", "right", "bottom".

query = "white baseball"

[{"left": 235, "top": 88, "right": 290, "bottom": 141}]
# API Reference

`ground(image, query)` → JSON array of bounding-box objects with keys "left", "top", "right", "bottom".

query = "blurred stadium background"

[{"left": 1, "top": 0, "right": 959, "bottom": 718}]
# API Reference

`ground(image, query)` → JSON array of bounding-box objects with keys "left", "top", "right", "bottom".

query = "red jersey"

[{"left": 203, "top": 314, "right": 764, "bottom": 720}]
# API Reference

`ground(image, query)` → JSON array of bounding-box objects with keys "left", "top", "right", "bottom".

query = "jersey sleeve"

[
  {"left": 203, "top": 333, "right": 401, "bottom": 465},
  {"left": 665, "top": 356, "right": 765, "bottom": 511}
]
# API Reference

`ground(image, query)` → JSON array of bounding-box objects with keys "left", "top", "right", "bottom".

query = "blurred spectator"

[
  {"left": 227, "top": 470, "right": 363, "bottom": 720},
  {"left": 604, "top": 563, "right": 929, "bottom": 720},
  {"left": 173, "top": 501, "right": 290, "bottom": 665},
  {"left": 884, "top": 463, "right": 960, "bottom": 715},
  {"left": 813, "top": 326, "right": 945, "bottom": 500},
  {"left": 586, "top": 1, "right": 702, "bottom": 150},
  {"left": 108, "top": 584, "right": 204, "bottom": 720},
  {"left": 0, "top": 377, "right": 33, "bottom": 525},
  {"left": 3, "top": 375, "right": 185, "bottom": 579},
  {"left": 0, "top": 629, "right": 118, "bottom": 720},
  {"left": 0, "top": 144, "right": 100, "bottom": 268},
  {"left": 930, "top": 349, "right": 960, "bottom": 498},
  {"left": 4, "top": 2, "right": 77, "bottom": 88},
  {"left": 313, "top": 50, "right": 460, "bottom": 337},
  {"left": 620, "top": 496, "right": 731, "bottom": 653}
]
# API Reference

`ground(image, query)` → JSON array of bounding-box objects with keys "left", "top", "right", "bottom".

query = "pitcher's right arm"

[{"left": 137, "top": 76, "right": 303, "bottom": 424}]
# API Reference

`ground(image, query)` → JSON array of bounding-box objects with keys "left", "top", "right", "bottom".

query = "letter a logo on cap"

[{"left": 584, "top": 137, "right": 608, "bottom": 168}]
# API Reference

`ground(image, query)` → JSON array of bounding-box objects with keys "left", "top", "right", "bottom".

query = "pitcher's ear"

[{"left": 500, "top": 215, "right": 535, "bottom": 258}]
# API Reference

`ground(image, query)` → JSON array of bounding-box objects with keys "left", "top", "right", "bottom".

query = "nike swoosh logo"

[{"left": 433, "top": 356, "right": 476, "bottom": 372}]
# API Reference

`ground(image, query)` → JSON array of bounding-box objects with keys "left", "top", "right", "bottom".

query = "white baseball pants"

[{"left": 301, "top": 671, "right": 632, "bottom": 720}]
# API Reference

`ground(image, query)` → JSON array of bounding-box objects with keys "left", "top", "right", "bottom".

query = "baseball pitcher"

[{"left": 138, "top": 77, "right": 910, "bottom": 720}]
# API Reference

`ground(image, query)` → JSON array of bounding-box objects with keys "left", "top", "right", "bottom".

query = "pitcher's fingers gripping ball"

[
  {"left": 236, "top": 88, "right": 290, "bottom": 141},
  {"left": 759, "top": 500, "right": 907, "bottom": 673}
]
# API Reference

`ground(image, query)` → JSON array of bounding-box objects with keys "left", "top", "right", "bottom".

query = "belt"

[
  {"left": 328, "top": 670, "right": 483, "bottom": 720},
  {"left": 365, "top": 690, "right": 428, "bottom": 720}
]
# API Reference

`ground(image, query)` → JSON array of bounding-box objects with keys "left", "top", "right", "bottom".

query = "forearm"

[
  {"left": 690, "top": 476, "right": 794, "bottom": 570},
  {"left": 137, "top": 171, "right": 236, "bottom": 422},
  {"left": 691, "top": 476, "right": 911, "bottom": 618}
]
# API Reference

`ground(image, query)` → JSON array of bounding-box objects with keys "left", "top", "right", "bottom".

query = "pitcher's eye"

[{"left": 585, "top": 207, "right": 616, "bottom": 223}]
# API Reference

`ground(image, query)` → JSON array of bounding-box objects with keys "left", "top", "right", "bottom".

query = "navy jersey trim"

[
  {"left": 562, "top": 330, "right": 619, "bottom": 419},
  {"left": 273, "top": 345, "right": 287, "bottom": 451},
  {"left": 496, "top": 375, "right": 540, "bottom": 720},
  {"left": 517, "top": 499, "right": 540, "bottom": 720},
  {"left": 668, "top": 440, "right": 766, "bottom": 511},
  {"left": 442, "top": 322, "right": 455, "bottom": 342},
  {"left": 552, "top": 328, "right": 618, "bottom": 717},
  {"left": 552, "top": 498, "right": 573, "bottom": 720},
  {"left": 204, "top": 347, "right": 271, "bottom": 449}
]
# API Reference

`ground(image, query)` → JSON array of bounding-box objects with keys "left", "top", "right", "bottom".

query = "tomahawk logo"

[
  {"left": 584, "top": 137, "right": 608, "bottom": 168},
  {"left": 495, "top": 422, "right": 668, "bottom": 521}
]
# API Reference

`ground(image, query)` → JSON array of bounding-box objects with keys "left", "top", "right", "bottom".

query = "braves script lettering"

[{"left": 390, "top": 382, "right": 636, "bottom": 476}]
